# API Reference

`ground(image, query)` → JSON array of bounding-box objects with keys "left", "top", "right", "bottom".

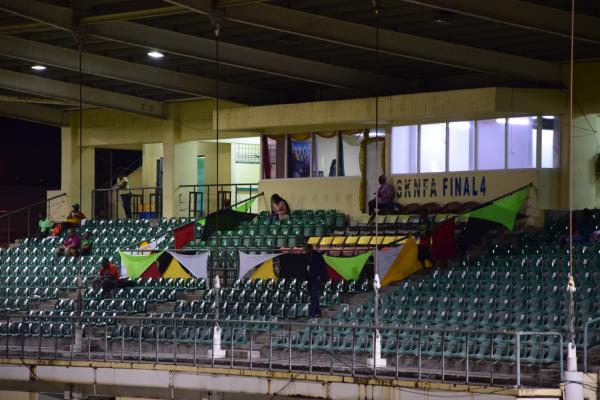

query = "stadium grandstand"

[{"left": 0, "top": 0, "right": 599, "bottom": 399}]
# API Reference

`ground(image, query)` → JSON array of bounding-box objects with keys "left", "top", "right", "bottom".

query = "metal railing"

[
  {"left": 0, "top": 314, "right": 564, "bottom": 388},
  {"left": 92, "top": 186, "right": 162, "bottom": 220},
  {"left": 0, "top": 193, "right": 66, "bottom": 246},
  {"left": 179, "top": 183, "right": 258, "bottom": 219},
  {"left": 583, "top": 316, "right": 600, "bottom": 372}
]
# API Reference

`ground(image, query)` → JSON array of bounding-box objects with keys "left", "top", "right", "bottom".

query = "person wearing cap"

[{"left": 116, "top": 172, "right": 132, "bottom": 219}]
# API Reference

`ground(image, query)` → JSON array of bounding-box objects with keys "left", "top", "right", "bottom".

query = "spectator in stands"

[
  {"left": 98, "top": 257, "right": 120, "bottom": 296},
  {"left": 271, "top": 194, "right": 291, "bottom": 220},
  {"left": 578, "top": 208, "right": 594, "bottom": 243},
  {"left": 54, "top": 229, "right": 80, "bottom": 258},
  {"left": 62, "top": 204, "right": 86, "bottom": 229},
  {"left": 368, "top": 175, "right": 395, "bottom": 215},
  {"left": 38, "top": 212, "right": 52, "bottom": 238},
  {"left": 116, "top": 173, "right": 132, "bottom": 219},
  {"left": 417, "top": 211, "right": 433, "bottom": 268},
  {"left": 80, "top": 231, "right": 93, "bottom": 256},
  {"left": 305, "top": 244, "right": 327, "bottom": 318}
]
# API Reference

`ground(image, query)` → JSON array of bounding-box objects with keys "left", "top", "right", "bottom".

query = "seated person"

[
  {"left": 54, "top": 229, "right": 80, "bottom": 258},
  {"left": 368, "top": 175, "right": 395, "bottom": 215},
  {"left": 80, "top": 231, "right": 93, "bottom": 256},
  {"left": 271, "top": 194, "right": 291, "bottom": 220},
  {"left": 38, "top": 212, "right": 53, "bottom": 238},
  {"left": 62, "top": 204, "right": 86, "bottom": 230},
  {"left": 98, "top": 257, "right": 133, "bottom": 297}
]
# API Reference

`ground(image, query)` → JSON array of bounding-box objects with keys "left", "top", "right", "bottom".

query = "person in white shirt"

[{"left": 116, "top": 173, "right": 132, "bottom": 218}]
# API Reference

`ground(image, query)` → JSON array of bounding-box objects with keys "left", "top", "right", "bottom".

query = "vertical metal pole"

[
  {"left": 489, "top": 333, "right": 494, "bottom": 385},
  {"left": 230, "top": 323, "right": 234, "bottom": 368},
  {"left": 395, "top": 329, "right": 399, "bottom": 379},
  {"left": 441, "top": 331, "right": 445, "bottom": 383},
  {"left": 104, "top": 324, "right": 108, "bottom": 361},
  {"left": 584, "top": 324, "right": 589, "bottom": 373},
  {"left": 173, "top": 320, "right": 177, "bottom": 365},
  {"left": 465, "top": 333, "right": 470, "bottom": 384},
  {"left": 193, "top": 325, "right": 197, "bottom": 367},
  {"left": 249, "top": 324, "right": 253, "bottom": 370},
  {"left": 288, "top": 324, "right": 292, "bottom": 372},
  {"left": 330, "top": 325, "right": 334, "bottom": 374},
  {"left": 38, "top": 321, "right": 42, "bottom": 358},
  {"left": 309, "top": 326, "right": 313, "bottom": 373},
  {"left": 516, "top": 333, "right": 521, "bottom": 387},
  {"left": 268, "top": 324, "right": 272, "bottom": 371},
  {"left": 87, "top": 326, "right": 91, "bottom": 361},
  {"left": 155, "top": 321, "right": 159, "bottom": 364},
  {"left": 559, "top": 335, "right": 564, "bottom": 381},
  {"left": 351, "top": 327, "right": 355, "bottom": 377},
  {"left": 139, "top": 324, "right": 142, "bottom": 363},
  {"left": 418, "top": 331, "right": 422, "bottom": 381},
  {"left": 5, "top": 317, "right": 9, "bottom": 357},
  {"left": 121, "top": 326, "right": 124, "bottom": 362}
]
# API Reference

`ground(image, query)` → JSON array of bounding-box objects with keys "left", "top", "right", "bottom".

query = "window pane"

[
  {"left": 420, "top": 123, "right": 446, "bottom": 173},
  {"left": 391, "top": 125, "right": 418, "bottom": 174},
  {"left": 541, "top": 116, "right": 560, "bottom": 168},
  {"left": 287, "top": 138, "right": 312, "bottom": 178},
  {"left": 313, "top": 134, "right": 337, "bottom": 177},
  {"left": 448, "top": 121, "right": 475, "bottom": 172},
  {"left": 477, "top": 119, "right": 505, "bottom": 170},
  {"left": 262, "top": 135, "right": 285, "bottom": 179},
  {"left": 341, "top": 133, "right": 362, "bottom": 176},
  {"left": 507, "top": 116, "right": 537, "bottom": 169}
]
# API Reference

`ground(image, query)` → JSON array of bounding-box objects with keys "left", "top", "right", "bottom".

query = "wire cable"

[{"left": 567, "top": 0, "right": 576, "bottom": 347}]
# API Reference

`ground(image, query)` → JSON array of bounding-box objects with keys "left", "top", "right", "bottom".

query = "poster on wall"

[{"left": 288, "top": 139, "right": 311, "bottom": 178}]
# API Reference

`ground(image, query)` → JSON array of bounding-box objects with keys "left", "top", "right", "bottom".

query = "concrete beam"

[
  {"left": 0, "top": 34, "right": 281, "bottom": 103},
  {"left": 0, "top": 69, "right": 166, "bottom": 118},
  {"left": 0, "top": 0, "right": 406, "bottom": 93},
  {"left": 164, "top": 0, "right": 562, "bottom": 85},
  {"left": 400, "top": 0, "right": 600, "bottom": 45},
  {"left": 0, "top": 100, "right": 68, "bottom": 126}
]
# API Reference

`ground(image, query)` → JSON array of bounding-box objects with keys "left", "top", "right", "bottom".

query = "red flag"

[
  {"left": 431, "top": 217, "right": 456, "bottom": 260},
  {"left": 174, "top": 222, "right": 195, "bottom": 249},
  {"left": 141, "top": 262, "right": 162, "bottom": 279},
  {"left": 326, "top": 266, "right": 345, "bottom": 281}
]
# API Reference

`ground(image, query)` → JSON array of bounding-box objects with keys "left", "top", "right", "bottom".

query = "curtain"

[
  {"left": 261, "top": 135, "right": 271, "bottom": 179},
  {"left": 337, "top": 132, "right": 345, "bottom": 176}
]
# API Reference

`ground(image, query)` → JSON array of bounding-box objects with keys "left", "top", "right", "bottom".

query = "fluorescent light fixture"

[
  {"left": 508, "top": 117, "right": 533, "bottom": 125},
  {"left": 542, "top": 115, "right": 555, "bottom": 119},
  {"left": 31, "top": 65, "right": 46, "bottom": 71},
  {"left": 147, "top": 51, "right": 164, "bottom": 59},
  {"left": 449, "top": 121, "right": 471, "bottom": 129},
  {"left": 495, "top": 118, "right": 506, "bottom": 124}
]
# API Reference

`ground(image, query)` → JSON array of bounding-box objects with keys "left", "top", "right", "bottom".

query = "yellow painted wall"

[
  {"left": 259, "top": 177, "right": 362, "bottom": 218},
  {"left": 0, "top": 391, "right": 37, "bottom": 400}
]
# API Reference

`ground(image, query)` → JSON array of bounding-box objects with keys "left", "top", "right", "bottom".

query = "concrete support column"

[
  {"left": 162, "top": 129, "right": 176, "bottom": 219},
  {"left": 142, "top": 143, "right": 163, "bottom": 188},
  {"left": 571, "top": 115, "right": 599, "bottom": 209},
  {"left": 174, "top": 140, "right": 199, "bottom": 218},
  {"left": 60, "top": 114, "right": 95, "bottom": 219}
]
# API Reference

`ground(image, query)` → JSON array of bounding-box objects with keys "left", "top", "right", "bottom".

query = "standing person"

[
  {"left": 305, "top": 244, "right": 327, "bottom": 318},
  {"left": 38, "top": 212, "right": 53, "bottom": 238},
  {"left": 271, "top": 194, "right": 291, "bottom": 221},
  {"left": 54, "top": 229, "right": 81, "bottom": 258},
  {"left": 116, "top": 173, "right": 132, "bottom": 219},
  {"left": 368, "top": 175, "right": 395, "bottom": 215}
]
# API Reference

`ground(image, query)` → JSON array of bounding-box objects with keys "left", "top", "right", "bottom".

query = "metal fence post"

[
  {"left": 584, "top": 321, "right": 590, "bottom": 373},
  {"left": 418, "top": 331, "right": 422, "bottom": 381},
  {"left": 309, "top": 325, "right": 313, "bottom": 374},
  {"left": 516, "top": 332, "right": 521, "bottom": 388},
  {"left": 465, "top": 332, "right": 469, "bottom": 384}
]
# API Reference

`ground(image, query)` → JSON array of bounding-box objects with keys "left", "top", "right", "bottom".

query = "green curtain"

[
  {"left": 324, "top": 251, "right": 372, "bottom": 280},
  {"left": 119, "top": 250, "right": 165, "bottom": 278},
  {"left": 464, "top": 185, "right": 531, "bottom": 230}
]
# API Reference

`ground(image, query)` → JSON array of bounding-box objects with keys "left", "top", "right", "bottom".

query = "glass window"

[
  {"left": 448, "top": 121, "right": 475, "bottom": 172},
  {"left": 391, "top": 125, "right": 418, "bottom": 174},
  {"left": 287, "top": 137, "right": 312, "bottom": 178},
  {"left": 477, "top": 119, "right": 506, "bottom": 170},
  {"left": 507, "top": 116, "right": 537, "bottom": 169},
  {"left": 541, "top": 116, "right": 560, "bottom": 168},
  {"left": 262, "top": 135, "right": 285, "bottom": 179},
  {"left": 313, "top": 134, "right": 337, "bottom": 177},
  {"left": 420, "top": 123, "right": 446, "bottom": 173},
  {"left": 340, "top": 133, "right": 362, "bottom": 177}
]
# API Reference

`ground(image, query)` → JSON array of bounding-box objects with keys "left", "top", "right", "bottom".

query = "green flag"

[
  {"left": 464, "top": 185, "right": 530, "bottom": 230},
  {"left": 233, "top": 197, "right": 257, "bottom": 213},
  {"left": 324, "top": 251, "right": 372, "bottom": 280},
  {"left": 119, "top": 250, "right": 165, "bottom": 278},
  {"left": 197, "top": 218, "right": 206, "bottom": 226}
]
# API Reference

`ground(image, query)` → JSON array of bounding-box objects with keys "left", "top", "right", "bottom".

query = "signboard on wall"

[{"left": 392, "top": 170, "right": 540, "bottom": 203}]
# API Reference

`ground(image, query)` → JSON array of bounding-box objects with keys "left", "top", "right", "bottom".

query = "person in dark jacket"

[{"left": 305, "top": 244, "right": 327, "bottom": 318}]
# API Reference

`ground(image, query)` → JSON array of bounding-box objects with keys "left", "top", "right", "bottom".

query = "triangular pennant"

[
  {"left": 327, "top": 266, "right": 344, "bottom": 281},
  {"left": 140, "top": 235, "right": 166, "bottom": 250},
  {"left": 431, "top": 217, "right": 456, "bottom": 260},
  {"left": 238, "top": 251, "right": 282, "bottom": 279},
  {"left": 250, "top": 259, "right": 277, "bottom": 281},
  {"left": 233, "top": 197, "right": 257, "bottom": 213},
  {"left": 174, "top": 222, "right": 195, "bottom": 249},
  {"left": 141, "top": 262, "right": 162, "bottom": 279},
  {"left": 156, "top": 251, "right": 174, "bottom": 274},
  {"left": 464, "top": 185, "right": 530, "bottom": 230},
  {"left": 119, "top": 251, "right": 165, "bottom": 279},
  {"left": 168, "top": 251, "right": 209, "bottom": 279},
  {"left": 163, "top": 258, "right": 191, "bottom": 279},
  {"left": 375, "top": 246, "right": 403, "bottom": 280},
  {"left": 381, "top": 237, "right": 421, "bottom": 287},
  {"left": 323, "top": 251, "right": 372, "bottom": 281}
]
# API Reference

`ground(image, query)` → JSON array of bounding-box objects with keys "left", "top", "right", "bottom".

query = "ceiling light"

[
  {"left": 147, "top": 51, "right": 164, "bottom": 59},
  {"left": 31, "top": 65, "right": 46, "bottom": 71}
]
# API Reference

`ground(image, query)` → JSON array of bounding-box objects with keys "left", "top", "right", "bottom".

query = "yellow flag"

[
  {"left": 250, "top": 259, "right": 277, "bottom": 281},
  {"left": 163, "top": 259, "right": 191, "bottom": 279},
  {"left": 381, "top": 237, "right": 421, "bottom": 287}
]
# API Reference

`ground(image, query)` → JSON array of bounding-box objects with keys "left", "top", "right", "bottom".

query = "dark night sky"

[{"left": 0, "top": 116, "right": 61, "bottom": 188}]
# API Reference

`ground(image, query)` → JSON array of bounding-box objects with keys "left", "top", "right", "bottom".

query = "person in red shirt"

[{"left": 99, "top": 257, "right": 121, "bottom": 295}]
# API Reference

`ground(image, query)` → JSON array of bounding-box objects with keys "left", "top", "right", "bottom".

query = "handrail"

[
  {"left": 0, "top": 193, "right": 66, "bottom": 221},
  {"left": 94, "top": 186, "right": 161, "bottom": 192},
  {"left": 583, "top": 316, "right": 600, "bottom": 372},
  {"left": 178, "top": 183, "right": 258, "bottom": 188}
]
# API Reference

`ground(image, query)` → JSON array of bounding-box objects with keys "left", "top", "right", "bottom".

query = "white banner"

[{"left": 168, "top": 251, "right": 210, "bottom": 279}]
